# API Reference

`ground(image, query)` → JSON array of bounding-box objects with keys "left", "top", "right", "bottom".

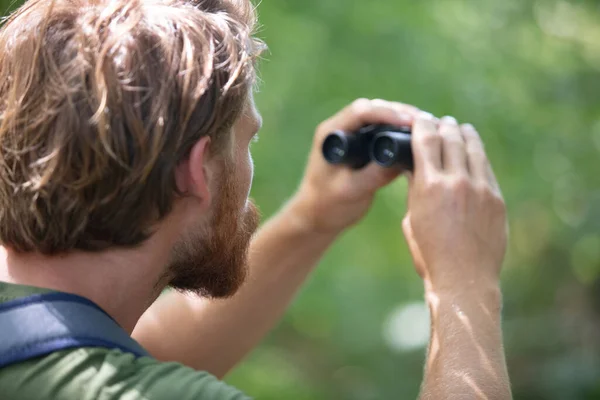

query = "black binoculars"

[{"left": 322, "top": 125, "right": 413, "bottom": 170}]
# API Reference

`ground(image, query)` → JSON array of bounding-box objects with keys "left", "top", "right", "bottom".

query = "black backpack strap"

[{"left": 0, "top": 292, "right": 150, "bottom": 369}]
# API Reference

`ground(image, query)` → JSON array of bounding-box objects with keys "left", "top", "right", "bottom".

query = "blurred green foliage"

[
  {"left": 2, "top": 0, "right": 599, "bottom": 398},
  {"left": 242, "top": 1, "right": 600, "bottom": 399}
]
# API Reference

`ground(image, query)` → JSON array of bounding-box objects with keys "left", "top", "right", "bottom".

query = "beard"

[{"left": 165, "top": 161, "right": 261, "bottom": 298}]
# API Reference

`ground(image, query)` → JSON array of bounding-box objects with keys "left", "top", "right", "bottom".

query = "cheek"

[
  {"left": 234, "top": 146, "right": 254, "bottom": 208},
  {"left": 244, "top": 150, "right": 254, "bottom": 199}
]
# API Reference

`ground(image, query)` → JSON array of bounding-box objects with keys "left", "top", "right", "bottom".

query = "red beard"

[{"left": 166, "top": 164, "right": 260, "bottom": 298}]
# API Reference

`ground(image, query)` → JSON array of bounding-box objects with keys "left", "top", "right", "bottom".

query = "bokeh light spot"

[{"left": 382, "top": 302, "right": 430, "bottom": 352}]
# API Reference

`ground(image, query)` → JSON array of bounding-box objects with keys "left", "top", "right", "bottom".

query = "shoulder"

[{"left": 0, "top": 347, "right": 251, "bottom": 400}]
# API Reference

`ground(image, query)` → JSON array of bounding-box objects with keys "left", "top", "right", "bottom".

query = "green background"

[
  {"left": 3, "top": 0, "right": 600, "bottom": 399},
  {"left": 241, "top": 1, "right": 600, "bottom": 399}
]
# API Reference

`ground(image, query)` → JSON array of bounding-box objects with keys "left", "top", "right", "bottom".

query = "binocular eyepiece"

[{"left": 322, "top": 125, "right": 413, "bottom": 170}]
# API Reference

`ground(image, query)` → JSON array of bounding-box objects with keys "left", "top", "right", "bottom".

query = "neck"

[{"left": 0, "top": 234, "right": 173, "bottom": 333}]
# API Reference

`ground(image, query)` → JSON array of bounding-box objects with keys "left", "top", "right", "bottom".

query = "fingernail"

[
  {"left": 418, "top": 111, "right": 435, "bottom": 121},
  {"left": 463, "top": 123, "right": 475, "bottom": 131},
  {"left": 441, "top": 116, "right": 457, "bottom": 124}
]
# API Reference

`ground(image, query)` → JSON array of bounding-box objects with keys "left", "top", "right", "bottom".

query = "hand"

[
  {"left": 402, "top": 115, "right": 508, "bottom": 292},
  {"left": 291, "top": 98, "right": 421, "bottom": 234}
]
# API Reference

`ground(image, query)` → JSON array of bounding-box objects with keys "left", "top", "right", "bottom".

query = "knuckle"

[
  {"left": 475, "top": 185, "right": 495, "bottom": 205},
  {"left": 372, "top": 99, "right": 414, "bottom": 113},
  {"left": 467, "top": 147, "right": 486, "bottom": 159},
  {"left": 439, "top": 125, "right": 461, "bottom": 137},
  {"left": 440, "top": 116, "right": 459, "bottom": 128},
  {"left": 461, "top": 123, "right": 480, "bottom": 135},
  {"left": 316, "top": 120, "right": 332, "bottom": 136},
  {"left": 423, "top": 176, "right": 444, "bottom": 193},
  {"left": 492, "top": 193, "right": 506, "bottom": 211},
  {"left": 417, "top": 132, "right": 441, "bottom": 147},
  {"left": 443, "top": 134, "right": 464, "bottom": 147},
  {"left": 466, "top": 135, "right": 485, "bottom": 151},
  {"left": 439, "top": 118, "right": 458, "bottom": 127},
  {"left": 474, "top": 182, "right": 489, "bottom": 196},
  {"left": 462, "top": 128, "right": 480, "bottom": 140},
  {"left": 450, "top": 176, "right": 471, "bottom": 193},
  {"left": 401, "top": 103, "right": 420, "bottom": 113},
  {"left": 479, "top": 186, "right": 505, "bottom": 209},
  {"left": 351, "top": 98, "right": 372, "bottom": 113}
]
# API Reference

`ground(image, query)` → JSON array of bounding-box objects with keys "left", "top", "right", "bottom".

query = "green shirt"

[{"left": 0, "top": 282, "right": 251, "bottom": 400}]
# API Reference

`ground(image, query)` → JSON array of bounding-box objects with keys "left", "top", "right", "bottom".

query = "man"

[{"left": 0, "top": 0, "right": 511, "bottom": 399}]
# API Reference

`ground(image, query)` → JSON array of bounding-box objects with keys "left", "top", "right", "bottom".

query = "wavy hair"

[{"left": 0, "top": 0, "right": 264, "bottom": 253}]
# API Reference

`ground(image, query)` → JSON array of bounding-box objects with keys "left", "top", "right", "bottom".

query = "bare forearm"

[
  {"left": 133, "top": 196, "right": 337, "bottom": 378},
  {"left": 419, "top": 283, "right": 512, "bottom": 400}
]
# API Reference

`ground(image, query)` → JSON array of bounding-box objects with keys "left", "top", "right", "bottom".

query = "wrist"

[
  {"left": 425, "top": 259, "right": 502, "bottom": 296},
  {"left": 285, "top": 188, "right": 345, "bottom": 237},
  {"left": 282, "top": 192, "right": 340, "bottom": 240},
  {"left": 425, "top": 278, "right": 503, "bottom": 314}
]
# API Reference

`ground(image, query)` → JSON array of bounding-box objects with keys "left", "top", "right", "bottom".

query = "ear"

[{"left": 174, "top": 136, "right": 213, "bottom": 212}]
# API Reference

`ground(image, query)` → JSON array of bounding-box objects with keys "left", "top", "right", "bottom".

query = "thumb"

[{"left": 355, "top": 162, "right": 402, "bottom": 193}]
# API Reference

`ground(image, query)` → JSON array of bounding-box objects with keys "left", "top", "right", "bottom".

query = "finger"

[
  {"left": 461, "top": 123, "right": 487, "bottom": 184},
  {"left": 461, "top": 124, "right": 501, "bottom": 194},
  {"left": 486, "top": 162, "right": 502, "bottom": 197},
  {"left": 439, "top": 116, "right": 467, "bottom": 175},
  {"left": 318, "top": 98, "right": 420, "bottom": 138},
  {"left": 371, "top": 98, "right": 421, "bottom": 123},
  {"left": 354, "top": 161, "right": 402, "bottom": 193},
  {"left": 412, "top": 112, "right": 442, "bottom": 179}
]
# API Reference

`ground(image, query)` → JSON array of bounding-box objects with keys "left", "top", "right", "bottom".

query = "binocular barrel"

[
  {"left": 321, "top": 129, "right": 374, "bottom": 169},
  {"left": 322, "top": 125, "right": 413, "bottom": 170},
  {"left": 371, "top": 131, "right": 413, "bottom": 169}
]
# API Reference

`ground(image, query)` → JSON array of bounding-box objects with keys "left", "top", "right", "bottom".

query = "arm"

[
  {"left": 132, "top": 99, "right": 421, "bottom": 378},
  {"left": 403, "top": 115, "right": 512, "bottom": 399},
  {"left": 421, "top": 284, "right": 509, "bottom": 399},
  {"left": 132, "top": 198, "right": 337, "bottom": 379}
]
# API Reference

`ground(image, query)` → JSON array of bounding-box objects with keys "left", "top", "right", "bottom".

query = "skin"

[
  {"left": 0, "top": 95, "right": 511, "bottom": 398},
  {"left": 404, "top": 115, "right": 511, "bottom": 399},
  {"left": 134, "top": 98, "right": 513, "bottom": 398},
  {"left": 132, "top": 98, "right": 421, "bottom": 377},
  {"left": 0, "top": 93, "right": 261, "bottom": 333}
]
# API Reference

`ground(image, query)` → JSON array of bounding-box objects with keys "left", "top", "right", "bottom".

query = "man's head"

[{"left": 0, "top": 0, "right": 264, "bottom": 297}]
